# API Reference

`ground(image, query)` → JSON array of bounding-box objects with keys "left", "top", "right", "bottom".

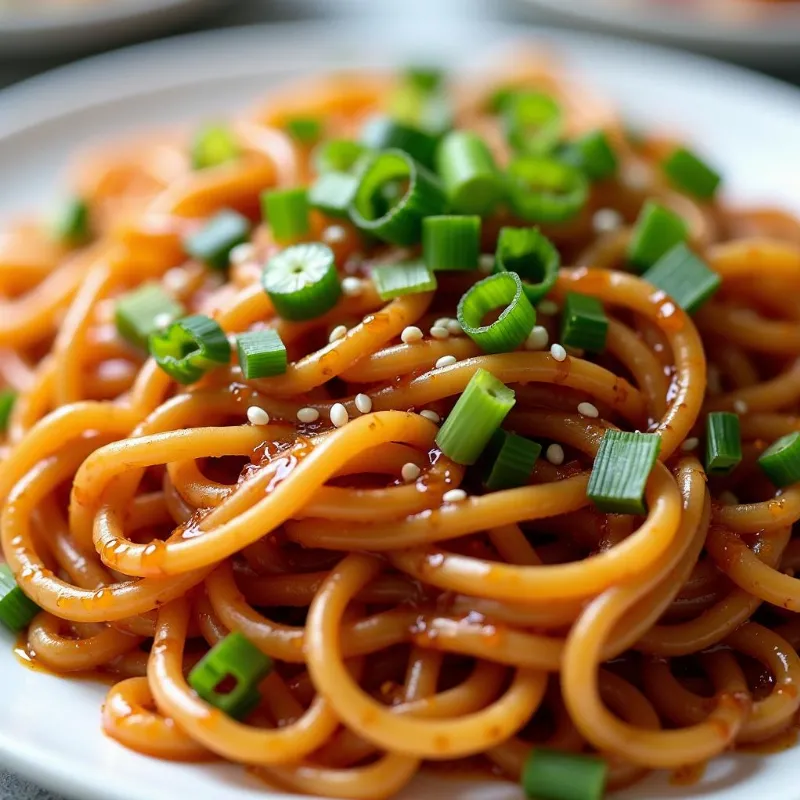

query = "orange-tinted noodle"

[{"left": 2, "top": 53, "right": 800, "bottom": 799}]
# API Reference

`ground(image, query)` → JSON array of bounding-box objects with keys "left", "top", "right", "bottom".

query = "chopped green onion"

[
  {"left": 236, "top": 329, "right": 287, "bottom": 380},
  {"left": 457, "top": 271, "right": 536, "bottom": 354},
  {"left": 191, "top": 124, "right": 239, "bottom": 170},
  {"left": 52, "top": 197, "right": 90, "bottom": 245},
  {"left": 588, "top": 430, "right": 662, "bottom": 515},
  {"left": 309, "top": 172, "right": 358, "bottom": 218},
  {"left": 560, "top": 130, "right": 618, "bottom": 181},
  {"left": 115, "top": 283, "right": 185, "bottom": 349},
  {"left": 522, "top": 747, "right": 607, "bottom": 800},
  {"left": 507, "top": 155, "right": 589, "bottom": 223},
  {"left": 627, "top": 201, "right": 688, "bottom": 273},
  {"left": 436, "top": 369, "right": 516, "bottom": 465},
  {"left": 262, "top": 243, "right": 341, "bottom": 321},
  {"left": 149, "top": 314, "right": 231, "bottom": 385},
  {"left": 436, "top": 131, "right": 505, "bottom": 216},
  {"left": 184, "top": 209, "right": 252, "bottom": 270},
  {"left": 360, "top": 116, "right": 439, "bottom": 169},
  {"left": 642, "top": 243, "right": 720, "bottom": 314},
  {"left": 0, "top": 564, "right": 40, "bottom": 633},
  {"left": 486, "top": 86, "right": 520, "bottom": 114},
  {"left": 758, "top": 432, "right": 800, "bottom": 488},
  {"left": 494, "top": 226, "right": 560, "bottom": 305},
  {"left": 403, "top": 66, "right": 444, "bottom": 93},
  {"left": 423, "top": 215, "right": 480, "bottom": 272},
  {"left": 663, "top": 146, "right": 721, "bottom": 200},
  {"left": 484, "top": 429, "right": 541, "bottom": 491},
  {"left": 0, "top": 389, "right": 15, "bottom": 432},
  {"left": 188, "top": 631, "right": 273, "bottom": 720},
  {"left": 560, "top": 291, "right": 608, "bottom": 353},
  {"left": 261, "top": 187, "right": 310, "bottom": 244},
  {"left": 503, "top": 91, "right": 562, "bottom": 155},
  {"left": 313, "top": 139, "right": 369, "bottom": 175},
  {"left": 372, "top": 260, "right": 437, "bottom": 301},
  {"left": 284, "top": 116, "right": 323, "bottom": 145},
  {"left": 705, "top": 412, "right": 742, "bottom": 476},
  {"left": 350, "top": 150, "right": 446, "bottom": 245}
]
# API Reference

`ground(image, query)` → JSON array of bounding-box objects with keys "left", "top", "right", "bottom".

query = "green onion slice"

[
  {"left": 587, "top": 430, "right": 662, "bottom": 515},
  {"left": 284, "top": 116, "right": 323, "bottom": 145},
  {"left": 627, "top": 201, "right": 688, "bottom": 273},
  {"left": 149, "top": 314, "right": 231, "bottom": 385},
  {"left": 560, "top": 291, "right": 608, "bottom": 353},
  {"left": 187, "top": 631, "right": 273, "bottom": 719},
  {"left": 403, "top": 66, "right": 444, "bottom": 93},
  {"left": 350, "top": 149, "right": 446, "bottom": 245},
  {"left": 503, "top": 91, "right": 563, "bottom": 155},
  {"left": 0, "top": 389, "right": 15, "bottom": 433},
  {"left": 484, "top": 429, "right": 542, "bottom": 491},
  {"left": 436, "top": 130, "right": 505, "bottom": 216},
  {"left": 642, "top": 243, "right": 720, "bottom": 314},
  {"left": 560, "top": 130, "right": 618, "bottom": 181},
  {"left": 457, "top": 272, "right": 536, "bottom": 354},
  {"left": 507, "top": 155, "right": 589, "bottom": 223},
  {"left": 360, "top": 116, "right": 440, "bottom": 169},
  {"left": 372, "top": 260, "right": 437, "bottom": 301},
  {"left": 237, "top": 329, "right": 287, "bottom": 380},
  {"left": 0, "top": 564, "right": 40, "bottom": 633},
  {"left": 759, "top": 432, "right": 800, "bottom": 488},
  {"left": 435, "top": 369, "right": 516, "bottom": 465},
  {"left": 52, "top": 197, "right": 91, "bottom": 245},
  {"left": 115, "top": 283, "right": 185, "bottom": 350},
  {"left": 423, "top": 215, "right": 481, "bottom": 272},
  {"left": 184, "top": 209, "right": 252, "bottom": 271},
  {"left": 313, "top": 139, "right": 369, "bottom": 175},
  {"left": 522, "top": 746, "right": 607, "bottom": 800},
  {"left": 705, "top": 412, "right": 742, "bottom": 476},
  {"left": 309, "top": 172, "right": 359, "bottom": 219},
  {"left": 261, "top": 187, "right": 310, "bottom": 244},
  {"left": 494, "top": 226, "right": 560, "bottom": 305},
  {"left": 262, "top": 243, "right": 341, "bottom": 321},
  {"left": 663, "top": 146, "right": 721, "bottom": 200},
  {"left": 191, "top": 124, "right": 239, "bottom": 170}
]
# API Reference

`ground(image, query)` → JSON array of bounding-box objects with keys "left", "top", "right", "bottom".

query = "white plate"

[
  {"left": 0, "top": 0, "right": 223, "bottom": 57},
  {"left": 1, "top": 18, "right": 800, "bottom": 800},
  {"left": 521, "top": 0, "right": 800, "bottom": 64}
]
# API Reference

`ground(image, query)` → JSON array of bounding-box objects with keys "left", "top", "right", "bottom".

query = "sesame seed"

[
  {"left": 401, "top": 462, "right": 421, "bottom": 482},
  {"left": 401, "top": 326, "right": 424, "bottom": 344},
  {"left": 442, "top": 488, "right": 467, "bottom": 504},
  {"left": 478, "top": 254, "right": 494, "bottom": 274},
  {"left": 446, "top": 319, "right": 463, "bottom": 335},
  {"left": 297, "top": 407, "right": 320, "bottom": 423},
  {"left": 681, "top": 437, "right": 700, "bottom": 452},
  {"left": 592, "top": 208, "right": 623, "bottom": 234},
  {"left": 546, "top": 444, "right": 565, "bottom": 465},
  {"left": 153, "top": 312, "right": 174, "bottom": 329},
  {"left": 341, "top": 277, "right": 364, "bottom": 297},
  {"left": 550, "top": 343, "right": 567, "bottom": 362},
  {"left": 577, "top": 402, "right": 599, "bottom": 418},
  {"left": 430, "top": 325, "right": 450, "bottom": 340},
  {"left": 435, "top": 355, "right": 457, "bottom": 369},
  {"left": 330, "top": 403, "right": 349, "bottom": 428},
  {"left": 229, "top": 243, "right": 255, "bottom": 265},
  {"left": 328, "top": 325, "right": 347, "bottom": 343},
  {"left": 538, "top": 300, "right": 559, "bottom": 316},
  {"left": 355, "top": 393, "right": 372, "bottom": 414},
  {"left": 524, "top": 326, "right": 549, "bottom": 351},
  {"left": 246, "top": 406, "right": 270, "bottom": 426},
  {"left": 719, "top": 490, "right": 739, "bottom": 506},
  {"left": 434, "top": 317, "right": 451, "bottom": 329},
  {"left": 162, "top": 268, "right": 188, "bottom": 293},
  {"left": 420, "top": 409, "right": 440, "bottom": 424},
  {"left": 733, "top": 399, "right": 749, "bottom": 414}
]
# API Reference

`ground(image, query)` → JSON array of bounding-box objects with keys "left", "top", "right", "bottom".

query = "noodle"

[{"left": 1, "top": 52, "right": 800, "bottom": 799}]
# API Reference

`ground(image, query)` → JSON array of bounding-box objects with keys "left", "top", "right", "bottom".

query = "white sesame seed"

[
  {"left": 355, "top": 393, "right": 372, "bottom": 414},
  {"left": 420, "top": 409, "right": 440, "bottom": 424},
  {"left": 430, "top": 325, "right": 450, "bottom": 340},
  {"left": 401, "top": 326, "right": 424, "bottom": 344},
  {"left": 230, "top": 243, "right": 255, "bottom": 266},
  {"left": 434, "top": 317, "right": 451, "bottom": 329},
  {"left": 153, "top": 312, "right": 174, "bottom": 329},
  {"left": 681, "top": 437, "right": 700, "bottom": 452},
  {"left": 550, "top": 343, "right": 567, "bottom": 362},
  {"left": 162, "top": 267, "right": 189, "bottom": 294},
  {"left": 341, "top": 277, "right": 364, "bottom": 297},
  {"left": 297, "top": 407, "right": 320, "bottom": 423},
  {"left": 446, "top": 319, "right": 463, "bottom": 336},
  {"left": 246, "top": 406, "right": 270, "bottom": 426},
  {"left": 442, "top": 488, "right": 467, "bottom": 504},
  {"left": 524, "top": 326, "right": 549, "bottom": 351},
  {"left": 733, "top": 399, "right": 749, "bottom": 414},
  {"left": 435, "top": 355, "right": 458, "bottom": 369},
  {"left": 330, "top": 403, "right": 349, "bottom": 428},
  {"left": 546, "top": 444, "right": 565, "bottom": 466},
  {"left": 538, "top": 300, "right": 559, "bottom": 316},
  {"left": 401, "top": 462, "right": 421, "bottom": 483},
  {"left": 328, "top": 324, "right": 347, "bottom": 343},
  {"left": 478, "top": 254, "right": 494, "bottom": 274},
  {"left": 577, "top": 402, "right": 599, "bottom": 418},
  {"left": 592, "top": 208, "right": 623, "bottom": 234},
  {"left": 719, "top": 490, "right": 739, "bottom": 506}
]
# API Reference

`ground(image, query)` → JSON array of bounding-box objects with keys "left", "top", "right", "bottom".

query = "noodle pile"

[{"left": 2, "top": 52, "right": 800, "bottom": 799}]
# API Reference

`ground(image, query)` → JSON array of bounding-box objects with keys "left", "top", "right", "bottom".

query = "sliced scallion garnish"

[
  {"left": 0, "top": 564, "right": 40, "bottom": 633},
  {"left": 560, "top": 130, "right": 618, "bottom": 181},
  {"left": 522, "top": 747, "right": 607, "bottom": 800},
  {"left": 372, "top": 261, "right": 437, "bottom": 301},
  {"left": 507, "top": 155, "right": 588, "bottom": 223},
  {"left": 642, "top": 243, "right": 720, "bottom": 314},
  {"left": 502, "top": 91, "right": 563, "bottom": 155},
  {"left": 237, "top": 329, "right": 288, "bottom": 380},
  {"left": 115, "top": 283, "right": 185, "bottom": 349},
  {"left": 191, "top": 124, "right": 239, "bottom": 170},
  {"left": 705, "top": 412, "right": 742, "bottom": 476},
  {"left": 183, "top": 209, "right": 252, "bottom": 270},
  {"left": 149, "top": 315, "right": 231, "bottom": 385},
  {"left": 494, "top": 226, "right": 560, "bottom": 305},
  {"left": 627, "top": 201, "right": 688, "bottom": 273},
  {"left": 758, "top": 432, "right": 800, "bottom": 488},
  {"left": 261, "top": 187, "right": 310, "bottom": 244},
  {"left": 662, "top": 146, "right": 721, "bottom": 200},
  {"left": 560, "top": 291, "right": 608, "bottom": 353},
  {"left": 309, "top": 172, "right": 359, "bottom": 218},
  {"left": 284, "top": 116, "right": 323, "bottom": 145},
  {"left": 360, "top": 116, "right": 440, "bottom": 169},
  {"left": 0, "top": 389, "right": 15, "bottom": 433},
  {"left": 423, "top": 215, "right": 480, "bottom": 272},
  {"left": 484, "top": 429, "right": 542, "bottom": 491}
]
